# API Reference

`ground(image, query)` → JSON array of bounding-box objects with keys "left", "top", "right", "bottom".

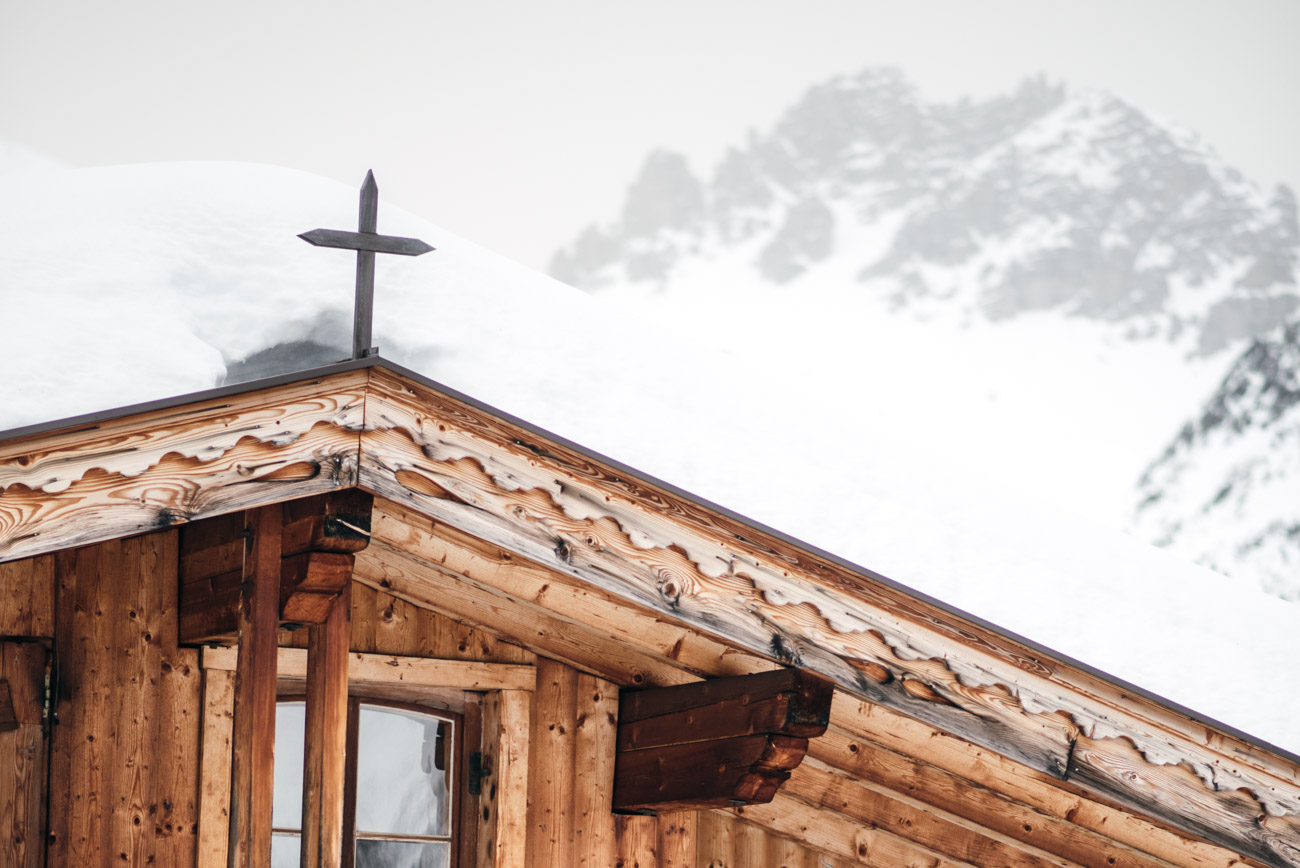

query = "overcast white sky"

[{"left": 2, "top": 1, "right": 1297, "bottom": 271}]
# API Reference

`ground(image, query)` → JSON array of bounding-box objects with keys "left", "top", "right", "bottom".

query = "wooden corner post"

[
  {"left": 228, "top": 505, "right": 283, "bottom": 868},
  {"left": 300, "top": 586, "right": 351, "bottom": 868}
]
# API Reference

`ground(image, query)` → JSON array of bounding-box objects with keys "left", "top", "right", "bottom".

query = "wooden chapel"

[{"left": 0, "top": 355, "right": 1297, "bottom": 868}]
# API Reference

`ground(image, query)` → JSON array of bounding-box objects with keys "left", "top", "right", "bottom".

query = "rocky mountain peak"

[{"left": 549, "top": 68, "right": 1297, "bottom": 355}]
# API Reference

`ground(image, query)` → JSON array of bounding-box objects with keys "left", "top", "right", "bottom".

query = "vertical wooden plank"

[
  {"left": 457, "top": 694, "right": 482, "bottom": 867},
  {"left": 348, "top": 582, "right": 378, "bottom": 653},
  {"left": 495, "top": 689, "right": 531, "bottom": 868},
  {"left": 46, "top": 545, "right": 95, "bottom": 865},
  {"left": 528, "top": 659, "right": 577, "bottom": 865},
  {"left": 0, "top": 556, "right": 55, "bottom": 638},
  {"left": 228, "top": 507, "right": 282, "bottom": 868},
  {"left": 198, "top": 663, "right": 236, "bottom": 868},
  {"left": 0, "top": 641, "right": 48, "bottom": 868},
  {"left": 695, "top": 811, "right": 733, "bottom": 868},
  {"left": 766, "top": 830, "right": 806, "bottom": 868},
  {"left": 574, "top": 673, "right": 618, "bottom": 867},
  {"left": 731, "top": 816, "right": 766, "bottom": 868},
  {"left": 147, "top": 532, "right": 201, "bottom": 866},
  {"left": 616, "top": 814, "right": 658, "bottom": 868},
  {"left": 476, "top": 692, "right": 503, "bottom": 868},
  {"left": 658, "top": 811, "right": 695, "bottom": 868},
  {"left": 47, "top": 532, "right": 201, "bottom": 868},
  {"left": 300, "top": 588, "right": 350, "bottom": 868}
]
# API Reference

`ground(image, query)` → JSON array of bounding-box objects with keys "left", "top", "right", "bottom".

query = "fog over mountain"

[{"left": 549, "top": 67, "right": 1300, "bottom": 600}]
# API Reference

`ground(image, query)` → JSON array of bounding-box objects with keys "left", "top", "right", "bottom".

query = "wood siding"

[{"left": 47, "top": 531, "right": 203, "bottom": 867}]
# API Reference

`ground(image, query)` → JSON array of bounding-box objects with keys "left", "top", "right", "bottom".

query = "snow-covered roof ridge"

[{"left": 2, "top": 156, "right": 1296, "bottom": 756}]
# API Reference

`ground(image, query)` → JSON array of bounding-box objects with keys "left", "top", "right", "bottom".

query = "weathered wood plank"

[
  {"left": 615, "top": 735, "right": 808, "bottom": 812},
  {"left": 197, "top": 663, "right": 235, "bottom": 868},
  {"left": 354, "top": 538, "right": 694, "bottom": 691},
  {"left": 574, "top": 673, "right": 619, "bottom": 868},
  {"left": 280, "top": 551, "right": 354, "bottom": 624},
  {"left": 1, "top": 371, "right": 368, "bottom": 564},
  {"left": 529, "top": 659, "right": 578, "bottom": 864},
  {"left": 492, "top": 690, "right": 531, "bottom": 868},
  {"left": 615, "top": 814, "right": 658, "bottom": 868},
  {"left": 658, "top": 811, "right": 695, "bottom": 868},
  {"left": 0, "top": 641, "right": 48, "bottom": 868},
  {"left": 829, "top": 695, "right": 1258, "bottom": 868},
  {"left": 735, "top": 792, "right": 979, "bottom": 867},
  {"left": 227, "top": 507, "right": 282, "bottom": 868},
  {"left": 785, "top": 759, "right": 1082, "bottom": 868},
  {"left": 807, "top": 726, "right": 1182, "bottom": 868},
  {"left": 0, "top": 556, "right": 55, "bottom": 637},
  {"left": 357, "top": 368, "right": 1300, "bottom": 863},
  {"left": 47, "top": 532, "right": 201, "bottom": 867},
  {"left": 618, "top": 669, "right": 832, "bottom": 751},
  {"left": 299, "top": 589, "right": 349, "bottom": 868},
  {"left": 202, "top": 645, "right": 536, "bottom": 692},
  {"left": 281, "top": 490, "right": 373, "bottom": 556}
]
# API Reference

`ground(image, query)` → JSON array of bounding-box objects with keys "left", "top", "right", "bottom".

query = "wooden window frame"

[
  {"left": 272, "top": 696, "right": 463, "bottom": 868},
  {"left": 199, "top": 647, "right": 534, "bottom": 868}
]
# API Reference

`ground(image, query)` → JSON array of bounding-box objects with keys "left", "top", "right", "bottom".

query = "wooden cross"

[{"left": 299, "top": 170, "right": 435, "bottom": 359}]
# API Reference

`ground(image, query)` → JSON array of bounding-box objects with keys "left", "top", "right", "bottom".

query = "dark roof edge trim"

[{"left": 4, "top": 356, "right": 1297, "bottom": 765}]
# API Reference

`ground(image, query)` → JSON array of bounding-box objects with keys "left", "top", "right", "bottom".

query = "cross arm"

[{"left": 298, "top": 228, "right": 435, "bottom": 257}]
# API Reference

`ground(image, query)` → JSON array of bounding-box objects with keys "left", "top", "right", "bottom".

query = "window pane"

[
  {"left": 273, "top": 702, "right": 306, "bottom": 830},
  {"left": 354, "top": 706, "right": 452, "bottom": 836},
  {"left": 271, "top": 831, "right": 301, "bottom": 867},
  {"left": 356, "top": 839, "right": 450, "bottom": 868}
]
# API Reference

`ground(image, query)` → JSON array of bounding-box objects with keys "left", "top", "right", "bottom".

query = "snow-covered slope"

[
  {"left": 548, "top": 67, "right": 1300, "bottom": 597},
  {"left": 1, "top": 155, "right": 1297, "bottom": 752},
  {"left": 1136, "top": 320, "right": 1300, "bottom": 599}
]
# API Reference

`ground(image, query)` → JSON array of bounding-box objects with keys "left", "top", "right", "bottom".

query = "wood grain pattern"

[
  {"left": 197, "top": 663, "right": 235, "bottom": 868},
  {"left": 807, "top": 725, "right": 1182, "bottom": 868},
  {"left": 828, "top": 695, "right": 1258, "bottom": 868},
  {"left": 0, "top": 641, "right": 48, "bottom": 868},
  {"left": 0, "top": 556, "right": 54, "bottom": 638},
  {"left": 616, "top": 814, "right": 658, "bottom": 868},
  {"left": 0, "top": 371, "right": 366, "bottom": 564},
  {"left": 357, "top": 368, "right": 1300, "bottom": 863},
  {"left": 785, "top": 759, "right": 1082, "bottom": 868},
  {"left": 299, "top": 589, "right": 350, "bottom": 868},
  {"left": 735, "top": 792, "right": 979, "bottom": 868},
  {"left": 529, "top": 658, "right": 578, "bottom": 864},
  {"left": 202, "top": 645, "right": 535, "bottom": 692},
  {"left": 658, "top": 811, "right": 695, "bottom": 868},
  {"left": 574, "top": 673, "right": 618, "bottom": 867},
  {"left": 227, "top": 507, "right": 282, "bottom": 868},
  {"left": 47, "top": 532, "right": 202, "bottom": 867},
  {"left": 493, "top": 689, "right": 531, "bottom": 868},
  {"left": 5, "top": 364, "right": 1299, "bottom": 865}
]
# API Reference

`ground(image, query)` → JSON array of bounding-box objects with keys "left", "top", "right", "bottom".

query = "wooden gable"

[{"left": 2, "top": 358, "right": 1299, "bottom": 867}]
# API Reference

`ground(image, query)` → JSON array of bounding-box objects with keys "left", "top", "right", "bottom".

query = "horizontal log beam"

[
  {"left": 180, "top": 492, "right": 373, "bottom": 641},
  {"left": 613, "top": 669, "right": 832, "bottom": 812},
  {"left": 202, "top": 646, "right": 536, "bottom": 692},
  {"left": 618, "top": 668, "right": 832, "bottom": 751},
  {"left": 615, "top": 734, "right": 808, "bottom": 812}
]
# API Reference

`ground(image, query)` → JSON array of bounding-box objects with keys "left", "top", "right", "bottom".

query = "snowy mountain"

[
  {"left": 1136, "top": 319, "right": 1300, "bottom": 599},
  {"left": 1, "top": 152, "right": 1297, "bottom": 751},
  {"left": 547, "top": 67, "right": 1300, "bottom": 598}
]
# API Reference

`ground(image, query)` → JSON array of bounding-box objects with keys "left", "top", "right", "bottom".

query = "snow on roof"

[{"left": 2, "top": 158, "right": 1296, "bottom": 752}]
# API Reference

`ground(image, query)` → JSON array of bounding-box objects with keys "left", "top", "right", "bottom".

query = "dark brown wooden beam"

[
  {"left": 180, "top": 492, "right": 374, "bottom": 642},
  {"left": 300, "top": 586, "right": 351, "bottom": 868},
  {"left": 281, "top": 552, "right": 354, "bottom": 624},
  {"left": 615, "top": 734, "right": 808, "bottom": 812},
  {"left": 227, "top": 505, "right": 282, "bottom": 868},
  {"left": 613, "top": 669, "right": 832, "bottom": 813}
]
